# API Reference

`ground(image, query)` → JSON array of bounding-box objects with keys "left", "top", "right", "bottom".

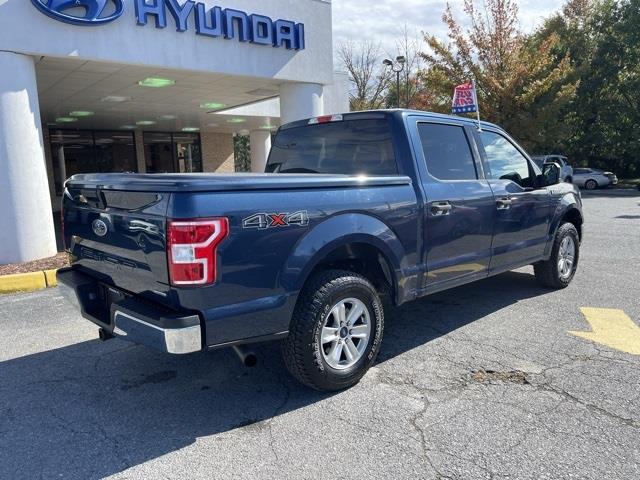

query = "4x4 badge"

[{"left": 242, "top": 211, "right": 309, "bottom": 230}]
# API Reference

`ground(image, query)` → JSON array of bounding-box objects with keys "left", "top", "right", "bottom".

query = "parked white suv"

[{"left": 532, "top": 155, "right": 574, "bottom": 183}]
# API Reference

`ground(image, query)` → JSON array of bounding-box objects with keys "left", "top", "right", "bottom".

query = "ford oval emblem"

[
  {"left": 92, "top": 219, "right": 108, "bottom": 237},
  {"left": 31, "top": 0, "right": 124, "bottom": 26}
]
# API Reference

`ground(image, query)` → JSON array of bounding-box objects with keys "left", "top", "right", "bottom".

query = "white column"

[
  {"left": 0, "top": 52, "right": 56, "bottom": 264},
  {"left": 279, "top": 82, "right": 324, "bottom": 125},
  {"left": 250, "top": 130, "right": 272, "bottom": 173}
]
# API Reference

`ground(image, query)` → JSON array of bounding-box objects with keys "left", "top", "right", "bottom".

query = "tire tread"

[{"left": 282, "top": 269, "right": 382, "bottom": 391}]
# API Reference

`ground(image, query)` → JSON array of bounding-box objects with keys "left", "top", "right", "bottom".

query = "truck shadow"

[{"left": 0, "top": 271, "right": 549, "bottom": 479}]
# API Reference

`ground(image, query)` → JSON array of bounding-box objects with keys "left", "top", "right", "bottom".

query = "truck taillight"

[{"left": 167, "top": 218, "right": 229, "bottom": 286}]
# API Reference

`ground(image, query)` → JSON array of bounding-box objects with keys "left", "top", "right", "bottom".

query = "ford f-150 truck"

[{"left": 58, "top": 110, "right": 584, "bottom": 391}]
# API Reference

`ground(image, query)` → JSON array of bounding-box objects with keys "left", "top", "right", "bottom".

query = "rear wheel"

[
  {"left": 282, "top": 270, "right": 384, "bottom": 391},
  {"left": 534, "top": 222, "right": 580, "bottom": 288},
  {"left": 585, "top": 179, "right": 598, "bottom": 190}
]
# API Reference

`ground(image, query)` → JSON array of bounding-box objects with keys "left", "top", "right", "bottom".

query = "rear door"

[
  {"left": 408, "top": 117, "right": 495, "bottom": 292},
  {"left": 476, "top": 129, "right": 553, "bottom": 272}
]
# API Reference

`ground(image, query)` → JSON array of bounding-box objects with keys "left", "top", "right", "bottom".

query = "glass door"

[{"left": 143, "top": 132, "right": 202, "bottom": 173}]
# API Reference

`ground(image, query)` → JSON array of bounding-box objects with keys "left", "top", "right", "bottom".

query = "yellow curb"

[
  {"left": 44, "top": 269, "right": 58, "bottom": 287},
  {"left": 0, "top": 269, "right": 60, "bottom": 294}
]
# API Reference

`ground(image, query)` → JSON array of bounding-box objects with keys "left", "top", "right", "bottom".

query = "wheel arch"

[
  {"left": 280, "top": 213, "right": 415, "bottom": 305},
  {"left": 545, "top": 200, "right": 584, "bottom": 258}
]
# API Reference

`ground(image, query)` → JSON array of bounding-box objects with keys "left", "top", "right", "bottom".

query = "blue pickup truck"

[{"left": 58, "top": 110, "right": 583, "bottom": 391}]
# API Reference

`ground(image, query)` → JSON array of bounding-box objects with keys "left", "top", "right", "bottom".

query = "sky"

[{"left": 332, "top": 0, "right": 566, "bottom": 55}]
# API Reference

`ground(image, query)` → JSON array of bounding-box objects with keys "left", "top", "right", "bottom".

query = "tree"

[
  {"left": 419, "top": 0, "right": 577, "bottom": 153},
  {"left": 337, "top": 41, "right": 392, "bottom": 111},
  {"left": 531, "top": 0, "right": 639, "bottom": 177},
  {"left": 570, "top": 0, "right": 640, "bottom": 176},
  {"left": 383, "top": 26, "right": 426, "bottom": 109}
]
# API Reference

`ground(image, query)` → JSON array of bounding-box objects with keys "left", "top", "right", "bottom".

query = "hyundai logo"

[
  {"left": 31, "top": 0, "right": 124, "bottom": 26},
  {"left": 92, "top": 219, "right": 108, "bottom": 237}
]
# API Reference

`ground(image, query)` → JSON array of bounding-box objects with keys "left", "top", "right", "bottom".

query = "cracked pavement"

[{"left": 1, "top": 192, "right": 639, "bottom": 479}]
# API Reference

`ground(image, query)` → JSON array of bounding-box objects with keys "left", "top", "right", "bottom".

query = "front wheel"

[
  {"left": 282, "top": 270, "right": 384, "bottom": 391},
  {"left": 534, "top": 222, "right": 580, "bottom": 288}
]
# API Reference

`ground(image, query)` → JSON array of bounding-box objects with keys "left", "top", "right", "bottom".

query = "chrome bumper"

[
  {"left": 57, "top": 268, "right": 203, "bottom": 355},
  {"left": 112, "top": 310, "right": 201, "bottom": 354}
]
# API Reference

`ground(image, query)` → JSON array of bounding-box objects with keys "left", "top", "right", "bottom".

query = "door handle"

[
  {"left": 430, "top": 201, "right": 452, "bottom": 216},
  {"left": 496, "top": 197, "right": 512, "bottom": 210}
]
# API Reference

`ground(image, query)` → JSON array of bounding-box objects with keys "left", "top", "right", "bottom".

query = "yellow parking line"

[{"left": 569, "top": 308, "right": 640, "bottom": 355}]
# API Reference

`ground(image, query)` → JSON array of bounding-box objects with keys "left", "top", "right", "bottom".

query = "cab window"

[
  {"left": 417, "top": 123, "right": 477, "bottom": 181},
  {"left": 480, "top": 131, "right": 533, "bottom": 188}
]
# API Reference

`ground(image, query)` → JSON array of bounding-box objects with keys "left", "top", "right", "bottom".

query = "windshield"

[{"left": 266, "top": 118, "right": 398, "bottom": 175}]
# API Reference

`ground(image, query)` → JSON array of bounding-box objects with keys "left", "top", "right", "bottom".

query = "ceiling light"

[
  {"left": 260, "top": 124, "right": 276, "bottom": 130},
  {"left": 136, "top": 120, "right": 156, "bottom": 126},
  {"left": 121, "top": 125, "right": 136, "bottom": 129},
  {"left": 158, "top": 114, "right": 177, "bottom": 120},
  {"left": 69, "top": 111, "right": 94, "bottom": 117},
  {"left": 200, "top": 102, "right": 226, "bottom": 110},
  {"left": 138, "top": 77, "right": 175, "bottom": 88},
  {"left": 55, "top": 117, "right": 77, "bottom": 123},
  {"left": 227, "top": 118, "right": 246, "bottom": 124},
  {"left": 182, "top": 127, "right": 200, "bottom": 132},
  {"left": 101, "top": 95, "right": 130, "bottom": 103},
  {"left": 207, "top": 123, "right": 219, "bottom": 127}
]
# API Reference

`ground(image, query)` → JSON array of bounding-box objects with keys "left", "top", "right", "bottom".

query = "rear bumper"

[{"left": 57, "top": 268, "right": 202, "bottom": 354}]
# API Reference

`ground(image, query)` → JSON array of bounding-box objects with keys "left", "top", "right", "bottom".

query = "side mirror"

[{"left": 540, "top": 162, "right": 561, "bottom": 186}]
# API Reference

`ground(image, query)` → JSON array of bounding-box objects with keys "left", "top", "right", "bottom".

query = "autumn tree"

[{"left": 419, "top": 0, "right": 577, "bottom": 153}]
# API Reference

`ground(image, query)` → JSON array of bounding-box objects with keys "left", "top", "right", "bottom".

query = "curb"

[{"left": 0, "top": 269, "right": 58, "bottom": 295}]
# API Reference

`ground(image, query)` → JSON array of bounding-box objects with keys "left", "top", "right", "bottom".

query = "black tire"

[
  {"left": 534, "top": 222, "right": 580, "bottom": 289},
  {"left": 585, "top": 179, "right": 598, "bottom": 190},
  {"left": 282, "top": 270, "right": 384, "bottom": 391}
]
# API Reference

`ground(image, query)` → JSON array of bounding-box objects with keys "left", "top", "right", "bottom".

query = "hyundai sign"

[{"left": 31, "top": 0, "right": 306, "bottom": 50}]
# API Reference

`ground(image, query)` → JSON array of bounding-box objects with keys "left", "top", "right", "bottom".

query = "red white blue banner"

[{"left": 452, "top": 82, "right": 478, "bottom": 114}]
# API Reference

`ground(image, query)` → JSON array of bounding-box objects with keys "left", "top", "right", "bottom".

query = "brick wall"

[{"left": 201, "top": 132, "right": 235, "bottom": 173}]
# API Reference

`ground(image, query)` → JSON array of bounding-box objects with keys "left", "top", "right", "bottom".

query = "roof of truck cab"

[{"left": 279, "top": 109, "right": 502, "bottom": 131}]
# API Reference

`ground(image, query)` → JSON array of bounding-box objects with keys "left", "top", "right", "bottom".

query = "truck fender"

[
  {"left": 544, "top": 192, "right": 583, "bottom": 258},
  {"left": 280, "top": 213, "right": 416, "bottom": 304}
]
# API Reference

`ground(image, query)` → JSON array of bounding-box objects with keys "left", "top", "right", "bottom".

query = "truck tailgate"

[{"left": 62, "top": 185, "right": 172, "bottom": 303}]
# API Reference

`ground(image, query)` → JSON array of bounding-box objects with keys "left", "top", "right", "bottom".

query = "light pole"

[{"left": 383, "top": 56, "right": 406, "bottom": 108}]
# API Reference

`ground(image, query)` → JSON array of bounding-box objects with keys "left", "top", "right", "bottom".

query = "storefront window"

[
  {"left": 144, "top": 132, "right": 202, "bottom": 174},
  {"left": 50, "top": 130, "right": 137, "bottom": 195}
]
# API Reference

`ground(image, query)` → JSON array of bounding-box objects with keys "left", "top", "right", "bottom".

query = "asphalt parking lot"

[{"left": 1, "top": 191, "right": 639, "bottom": 480}]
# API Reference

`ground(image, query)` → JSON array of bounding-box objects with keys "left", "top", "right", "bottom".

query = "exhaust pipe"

[
  {"left": 98, "top": 328, "right": 114, "bottom": 342},
  {"left": 232, "top": 345, "right": 258, "bottom": 368}
]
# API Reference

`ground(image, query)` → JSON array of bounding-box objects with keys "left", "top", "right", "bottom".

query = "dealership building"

[{"left": 0, "top": 0, "right": 348, "bottom": 264}]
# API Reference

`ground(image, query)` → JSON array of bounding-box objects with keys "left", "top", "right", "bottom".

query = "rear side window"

[
  {"left": 266, "top": 119, "right": 398, "bottom": 175},
  {"left": 417, "top": 123, "right": 477, "bottom": 180}
]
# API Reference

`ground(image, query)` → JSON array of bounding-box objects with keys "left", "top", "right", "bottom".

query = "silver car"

[
  {"left": 531, "top": 155, "right": 574, "bottom": 183},
  {"left": 572, "top": 168, "right": 618, "bottom": 190}
]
